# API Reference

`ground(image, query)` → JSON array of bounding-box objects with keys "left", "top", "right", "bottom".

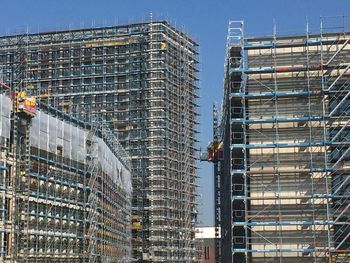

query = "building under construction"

[
  {"left": 0, "top": 20, "right": 199, "bottom": 262},
  {"left": 0, "top": 88, "right": 132, "bottom": 262},
  {"left": 211, "top": 18, "right": 350, "bottom": 263}
]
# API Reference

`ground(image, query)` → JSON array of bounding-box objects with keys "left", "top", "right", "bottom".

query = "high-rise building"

[
  {"left": 0, "top": 92, "right": 132, "bottom": 262},
  {"left": 195, "top": 227, "right": 218, "bottom": 263},
  {"left": 214, "top": 19, "right": 349, "bottom": 263},
  {"left": 0, "top": 20, "right": 199, "bottom": 262}
]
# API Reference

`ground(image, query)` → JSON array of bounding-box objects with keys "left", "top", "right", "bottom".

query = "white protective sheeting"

[
  {"left": 30, "top": 111, "right": 87, "bottom": 163},
  {"left": 97, "top": 137, "right": 132, "bottom": 194},
  {"left": 0, "top": 94, "right": 11, "bottom": 139},
  {"left": 30, "top": 110, "right": 131, "bottom": 194}
]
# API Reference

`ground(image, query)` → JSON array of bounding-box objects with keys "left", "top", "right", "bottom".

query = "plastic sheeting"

[
  {"left": 30, "top": 110, "right": 132, "bottom": 194},
  {"left": 30, "top": 111, "right": 87, "bottom": 163},
  {"left": 97, "top": 137, "right": 132, "bottom": 194},
  {"left": 0, "top": 94, "right": 11, "bottom": 139}
]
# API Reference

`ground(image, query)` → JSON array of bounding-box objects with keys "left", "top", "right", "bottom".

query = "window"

[
  {"left": 204, "top": 246, "right": 210, "bottom": 259},
  {"left": 62, "top": 49, "right": 69, "bottom": 58},
  {"left": 95, "top": 47, "right": 103, "bottom": 56},
  {"left": 72, "top": 48, "right": 80, "bottom": 57},
  {"left": 234, "top": 210, "right": 244, "bottom": 218},
  {"left": 40, "top": 51, "right": 49, "bottom": 60},
  {"left": 57, "top": 145, "right": 63, "bottom": 156},
  {"left": 30, "top": 52, "right": 38, "bottom": 61},
  {"left": 83, "top": 48, "right": 92, "bottom": 56},
  {"left": 234, "top": 237, "right": 244, "bottom": 244},
  {"left": 233, "top": 184, "right": 243, "bottom": 192}
]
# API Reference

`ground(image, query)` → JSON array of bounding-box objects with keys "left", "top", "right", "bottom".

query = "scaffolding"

[
  {"left": 218, "top": 17, "right": 350, "bottom": 263},
  {"left": 0, "top": 21, "right": 199, "bottom": 262},
  {"left": 0, "top": 50, "right": 132, "bottom": 262}
]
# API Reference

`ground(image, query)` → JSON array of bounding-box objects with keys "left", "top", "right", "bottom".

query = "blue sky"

[{"left": 1, "top": 0, "right": 348, "bottom": 226}]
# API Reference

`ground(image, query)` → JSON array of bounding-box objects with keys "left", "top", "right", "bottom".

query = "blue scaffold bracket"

[
  {"left": 237, "top": 220, "right": 334, "bottom": 226},
  {"left": 243, "top": 41, "right": 274, "bottom": 49},
  {"left": 231, "top": 169, "right": 246, "bottom": 174},
  {"left": 232, "top": 195, "right": 246, "bottom": 200},
  {"left": 233, "top": 248, "right": 316, "bottom": 253}
]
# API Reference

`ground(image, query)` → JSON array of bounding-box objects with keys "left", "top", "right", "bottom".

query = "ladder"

[{"left": 84, "top": 121, "right": 100, "bottom": 263}]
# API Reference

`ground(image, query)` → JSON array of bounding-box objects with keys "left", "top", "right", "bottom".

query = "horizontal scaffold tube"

[
  {"left": 233, "top": 220, "right": 334, "bottom": 226},
  {"left": 230, "top": 63, "right": 349, "bottom": 75}
]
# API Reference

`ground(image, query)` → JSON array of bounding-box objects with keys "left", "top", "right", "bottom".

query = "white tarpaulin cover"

[
  {"left": 29, "top": 109, "right": 132, "bottom": 194},
  {"left": 0, "top": 94, "right": 131, "bottom": 194},
  {"left": 0, "top": 94, "right": 11, "bottom": 139}
]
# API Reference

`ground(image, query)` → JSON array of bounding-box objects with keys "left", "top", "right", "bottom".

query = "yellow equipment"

[
  {"left": 132, "top": 216, "right": 141, "bottom": 230},
  {"left": 17, "top": 91, "right": 37, "bottom": 117}
]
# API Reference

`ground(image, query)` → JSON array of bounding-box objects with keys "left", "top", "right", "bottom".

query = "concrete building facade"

[{"left": 195, "top": 227, "right": 218, "bottom": 263}]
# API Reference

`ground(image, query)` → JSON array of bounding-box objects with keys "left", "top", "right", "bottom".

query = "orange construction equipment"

[{"left": 207, "top": 141, "right": 223, "bottom": 162}]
